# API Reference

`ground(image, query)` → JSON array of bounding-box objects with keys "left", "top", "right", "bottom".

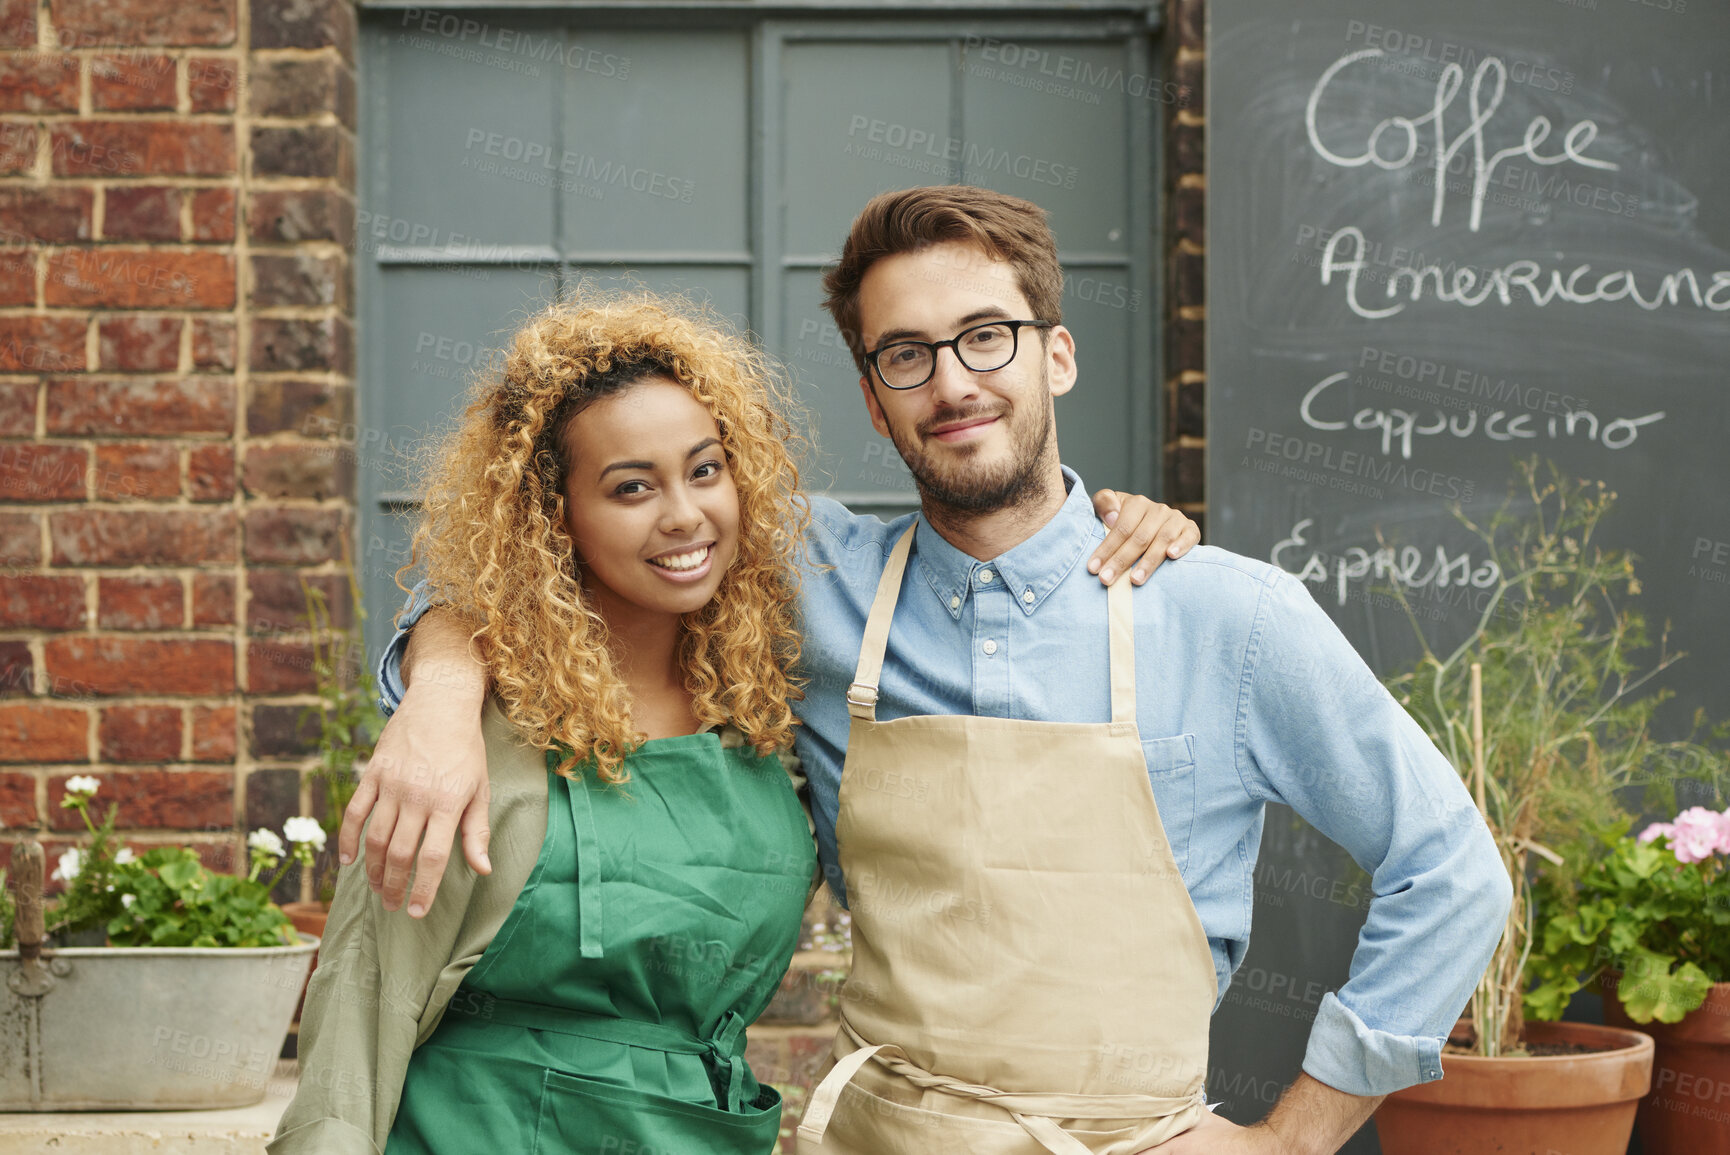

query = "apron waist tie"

[
  {"left": 798, "top": 1021, "right": 1204, "bottom": 1155},
  {"left": 481, "top": 997, "right": 754, "bottom": 1113}
]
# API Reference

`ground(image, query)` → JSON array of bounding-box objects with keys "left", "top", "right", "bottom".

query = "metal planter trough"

[{"left": 1, "top": 841, "right": 317, "bottom": 1111}]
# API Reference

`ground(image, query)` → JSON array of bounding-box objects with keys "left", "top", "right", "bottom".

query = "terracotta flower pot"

[
  {"left": 1373, "top": 1020, "right": 1653, "bottom": 1155},
  {"left": 1602, "top": 978, "right": 1730, "bottom": 1155}
]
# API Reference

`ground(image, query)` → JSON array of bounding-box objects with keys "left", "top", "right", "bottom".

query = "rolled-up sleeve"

[
  {"left": 1235, "top": 571, "right": 1512, "bottom": 1097},
  {"left": 375, "top": 581, "right": 437, "bottom": 717}
]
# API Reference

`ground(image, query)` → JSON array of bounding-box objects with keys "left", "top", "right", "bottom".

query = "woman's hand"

[
  {"left": 338, "top": 609, "right": 492, "bottom": 918},
  {"left": 1089, "top": 490, "right": 1202, "bottom": 585}
]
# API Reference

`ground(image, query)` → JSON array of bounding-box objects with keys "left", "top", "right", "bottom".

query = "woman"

[{"left": 271, "top": 293, "right": 819, "bottom": 1155}]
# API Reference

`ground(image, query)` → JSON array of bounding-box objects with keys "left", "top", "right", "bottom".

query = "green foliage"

[
  {"left": 45, "top": 800, "right": 127, "bottom": 942},
  {"left": 0, "top": 869, "right": 12, "bottom": 950},
  {"left": 1379, "top": 458, "right": 1729, "bottom": 1054},
  {"left": 1527, "top": 823, "right": 1729, "bottom": 1023},
  {"left": 104, "top": 847, "right": 294, "bottom": 949}
]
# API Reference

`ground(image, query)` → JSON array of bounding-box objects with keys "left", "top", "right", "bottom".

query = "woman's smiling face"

[{"left": 559, "top": 376, "right": 741, "bottom": 626}]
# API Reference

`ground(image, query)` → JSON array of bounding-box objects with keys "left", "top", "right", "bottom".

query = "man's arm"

[
  {"left": 339, "top": 606, "right": 492, "bottom": 917},
  {"left": 1146, "top": 1073, "right": 1382, "bottom": 1153}
]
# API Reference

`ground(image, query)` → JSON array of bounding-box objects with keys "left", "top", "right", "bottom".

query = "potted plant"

[
  {"left": 0, "top": 776, "right": 324, "bottom": 1110},
  {"left": 1527, "top": 805, "right": 1730, "bottom": 1154},
  {"left": 1368, "top": 459, "right": 1726, "bottom": 1155}
]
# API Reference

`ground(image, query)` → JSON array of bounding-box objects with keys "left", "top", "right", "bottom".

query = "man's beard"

[{"left": 885, "top": 382, "right": 1057, "bottom": 516}]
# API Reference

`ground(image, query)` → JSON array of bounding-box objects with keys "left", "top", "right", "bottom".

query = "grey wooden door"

[{"left": 356, "top": 9, "right": 1163, "bottom": 660}]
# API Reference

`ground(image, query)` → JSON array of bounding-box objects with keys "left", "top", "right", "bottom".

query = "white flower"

[
  {"left": 64, "top": 775, "right": 101, "bottom": 798},
  {"left": 247, "top": 828, "right": 287, "bottom": 857},
  {"left": 51, "top": 848, "right": 83, "bottom": 882},
  {"left": 113, "top": 847, "right": 136, "bottom": 866},
  {"left": 282, "top": 817, "right": 327, "bottom": 852},
  {"left": 120, "top": 893, "right": 136, "bottom": 910}
]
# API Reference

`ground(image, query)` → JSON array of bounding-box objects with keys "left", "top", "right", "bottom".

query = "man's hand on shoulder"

[
  {"left": 338, "top": 608, "right": 493, "bottom": 918},
  {"left": 1089, "top": 490, "right": 1201, "bottom": 585}
]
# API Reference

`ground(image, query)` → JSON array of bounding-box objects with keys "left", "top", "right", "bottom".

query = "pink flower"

[
  {"left": 1636, "top": 822, "right": 1675, "bottom": 845},
  {"left": 1666, "top": 806, "right": 1730, "bottom": 864}
]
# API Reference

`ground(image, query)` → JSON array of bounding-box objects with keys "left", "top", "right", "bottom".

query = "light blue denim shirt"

[{"left": 378, "top": 467, "right": 1510, "bottom": 1099}]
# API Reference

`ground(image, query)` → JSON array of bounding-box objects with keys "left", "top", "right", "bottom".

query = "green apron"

[{"left": 385, "top": 731, "right": 816, "bottom": 1155}]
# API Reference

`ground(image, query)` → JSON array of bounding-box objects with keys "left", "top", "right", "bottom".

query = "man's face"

[{"left": 855, "top": 240, "right": 1076, "bottom": 513}]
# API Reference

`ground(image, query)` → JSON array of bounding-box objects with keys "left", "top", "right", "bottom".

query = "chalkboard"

[{"left": 1206, "top": 1, "right": 1730, "bottom": 1147}]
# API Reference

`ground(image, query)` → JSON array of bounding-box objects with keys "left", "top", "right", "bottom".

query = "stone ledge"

[{"left": 0, "top": 1060, "right": 296, "bottom": 1155}]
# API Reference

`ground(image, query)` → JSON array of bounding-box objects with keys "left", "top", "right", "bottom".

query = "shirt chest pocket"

[{"left": 1140, "top": 734, "right": 1197, "bottom": 876}]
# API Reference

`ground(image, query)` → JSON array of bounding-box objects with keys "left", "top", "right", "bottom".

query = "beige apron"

[{"left": 798, "top": 523, "right": 1218, "bottom": 1155}]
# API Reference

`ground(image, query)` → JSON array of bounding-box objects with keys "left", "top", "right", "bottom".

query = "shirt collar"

[{"left": 913, "top": 466, "right": 1098, "bottom": 620}]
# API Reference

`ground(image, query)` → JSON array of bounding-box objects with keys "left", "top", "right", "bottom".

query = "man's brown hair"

[{"left": 821, "top": 185, "right": 1064, "bottom": 376}]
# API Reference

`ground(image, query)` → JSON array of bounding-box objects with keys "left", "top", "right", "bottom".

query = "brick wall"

[
  {"left": 0, "top": 0, "right": 358, "bottom": 891},
  {"left": 1164, "top": 0, "right": 1206, "bottom": 532}
]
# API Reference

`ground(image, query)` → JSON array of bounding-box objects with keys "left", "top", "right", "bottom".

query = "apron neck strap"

[
  {"left": 849, "top": 521, "right": 1139, "bottom": 724},
  {"left": 848, "top": 523, "right": 918, "bottom": 721}
]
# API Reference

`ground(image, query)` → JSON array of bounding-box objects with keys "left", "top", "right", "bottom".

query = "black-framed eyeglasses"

[{"left": 866, "top": 319, "right": 1054, "bottom": 390}]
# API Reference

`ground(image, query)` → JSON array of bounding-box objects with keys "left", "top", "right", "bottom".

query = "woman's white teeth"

[{"left": 651, "top": 546, "right": 709, "bottom": 572}]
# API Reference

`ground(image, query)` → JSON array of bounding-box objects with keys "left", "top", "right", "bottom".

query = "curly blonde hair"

[{"left": 404, "top": 291, "right": 809, "bottom": 782}]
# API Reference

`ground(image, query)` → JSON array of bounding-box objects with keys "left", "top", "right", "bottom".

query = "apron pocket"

[
  {"left": 534, "top": 1067, "right": 782, "bottom": 1155},
  {"left": 1139, "top": 734, "right": 1196, "bottom": 875}
]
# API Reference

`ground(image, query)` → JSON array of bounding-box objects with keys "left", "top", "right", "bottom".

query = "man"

[{"left": 349, "top": 186, "right": 1509, "bottom": 1153}]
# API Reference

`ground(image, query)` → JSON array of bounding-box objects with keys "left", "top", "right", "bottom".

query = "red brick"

[
  {"left": 97, "top": 574, "right": 182, "bottom": 629},
  {"left": 0, "top": 186, "right": 92, "bottom": 243},
  {"left": 0, "top": 119, "right": 38, "bottom": 174},
  {"left": 0, "top": 575, "right": 85, "bottom": 629},
  {"left": 250, "top": 56, "right": 354, "bottom": 125},
  {"left": 103, "top": 769, "right": 232, "bottom": 828},
  {"left": 249, "top": 317, "right": 351, "bottom": 373},
  {"left": 247, "top": 639, "right": 315, "bottom": 693},
  {"left": 251, "top": 251, "right": 346, "bottom": 309},
  {"left": 97, "top": 315, "right": 182, "bottom": 372},
  {"left": 242, "top": 443, "right": 349, "bottom": 500},
  {"left": 191, "top": 573, "right": 233, "bottom": 626},
  {"left": 190, "top": 318, "right": 234, "bottom": 369},
  {"left": 99, "top": 704, "right": 181, "bottom": 762},
  {"left": 0, "top": 247, "right": 32, "bottom": 305},
  {"left": 251, "top": 124, "right": 347, "bottom": 180},
  {"left": 190, "top": 703, "right": 234, "bottom": 760},
  {"left": 251, "top": 0, "right": 352, "bottom": 58},
  {"left": 53, "top": 0, "right": 235, "bottom": 47},
  {"left": 0, "top": 638, "right": 29, "bottom": 695},
  {"left": 91, "top": 53, "right": 177, "bottom": 111},
  {"left": 0, "top": 770, "right": 34, "bottom": 824},
  {"left": 94, "top": 442, "right": 178, "bottom": 500},
  {"left": 0, "top": 442, "right": 86, "bottom": 501},
  {"left": 187, "top": 55, "right": 239, "bottom": 112},
  {"left": 247, "top": 188, "right": 352, "bottom": 245},
  {"left": 0, "top": 0, "right": 36, "bottom": 48},
  {"left": 101, "top": 185, "right": 180, "bottom": 242},
  {"left": 46, "top": 377, "right": 234, "bottom": 436},
  {"left": 0, "top": 55, "right": 79, "bottom": 113},
  {"left": 0, "top": 512, "right": 38, "bottom": 567},
  {"left": 46, "top": 247, "right": 234, "bottom": 309},
  {"left": 50, "top": 121, "right": 233, "bottom": 177},
  {"left": 247, "top": 569, "right": 350, "bottom": 634},
  {"left": 0, "top": 382, "right": 32, "bottom": 435},
  {"left": 0, "top": 316, "right": 86, "bottom": 372},
  {"left": 187, "top": 442, "right": 234, "bottom": 501},
  {"left": 247, "top": 380, "right": 351, "bottom": 437},
  {"left": 244, "top": 507, "right": 343, "bottom": 565},
  {"left": 0, "top": 702, "right": 88, "bottom": 762},
  {"left": 45, "top": 637, "right": 233, "bottom": 696},
  {"left": 50, "top": 508, "right": 235, "bottom": 566},
  {"left": 190, "top": 187, "right": 234, "bottom": 242}
]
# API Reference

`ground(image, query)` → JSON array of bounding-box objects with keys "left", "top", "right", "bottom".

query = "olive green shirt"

[{"left": 269, "top": 700, "right": 813, "bottom": 1155}]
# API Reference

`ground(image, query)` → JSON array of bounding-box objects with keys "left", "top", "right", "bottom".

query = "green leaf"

[{"left": 1616, "top": 955, "right": 1714, "bottom": 1023}]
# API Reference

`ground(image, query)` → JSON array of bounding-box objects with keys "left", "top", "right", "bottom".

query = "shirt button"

[
  {"left": 949, "top": 595, "right": 961, "bottom": 610},
  {"left": 1022, "top": 588, "right": 1035, "bottom": 604},
  {"left": 982, "top": 639, "right": 998, "bottom": 656},
  {"left": 978, "top": 569, "right": 994, "bottom": 584}
]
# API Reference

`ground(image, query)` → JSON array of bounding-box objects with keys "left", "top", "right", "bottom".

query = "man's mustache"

[{"left": 917, "top": 404, "right": 1010, "bottom": 439}]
